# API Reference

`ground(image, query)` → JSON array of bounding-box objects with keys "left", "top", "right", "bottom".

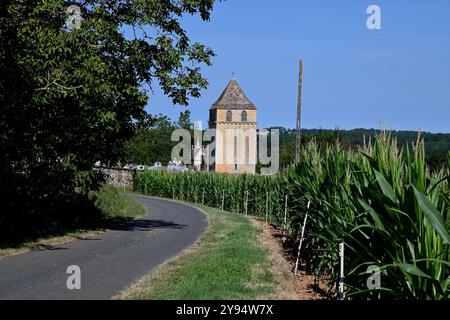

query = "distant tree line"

[
  {"left": 273, "top": 127, "right": 450, "bottom": 170},
  {"left": 123, "top": 122, "right": 450, "bottom": 171}
]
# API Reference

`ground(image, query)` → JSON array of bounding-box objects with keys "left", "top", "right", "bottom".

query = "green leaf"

[
  {"left": 407, "top": 240, "right": 416, "bottom": 261},
  {"left": 374, "top": 170, "right": 398, "bottom": 204},
  {"left": 413, "top": 258, "right": 450, "bottom": 268},
  {"left": 358, "top": 197, "right": 385, "bottom": 231},
  {"left": 398, "top": 263, "right": 432, "bottom": 279},
  {"left": 413, "top": 187, "right": 450, "bottom": 244}
]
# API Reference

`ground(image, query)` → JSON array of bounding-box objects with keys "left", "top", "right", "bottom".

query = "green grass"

[
  {"left": 121, "top": 202, "right": 275, "bottom": 300},
  {"left": 91, "top": 184, "right": 146, "bottom": 220},
  {"left": 0, "top": 184, "right": 145, "bottom": 257}
]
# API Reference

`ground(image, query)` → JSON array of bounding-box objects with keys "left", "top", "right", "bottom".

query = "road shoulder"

[{"left": 116, "top": 201, "right": 280, "bottom": 300}]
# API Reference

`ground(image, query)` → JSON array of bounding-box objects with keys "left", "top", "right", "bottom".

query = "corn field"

[{"left": 133, "top": 133, "right": 450, "bottom": 300}]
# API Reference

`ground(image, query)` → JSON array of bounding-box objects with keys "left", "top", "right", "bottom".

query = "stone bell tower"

[{"left": 208, "top": 79, "right": 257, "bottom": 174}]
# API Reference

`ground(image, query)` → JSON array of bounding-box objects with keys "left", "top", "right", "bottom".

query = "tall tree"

[
  {"left": 1, "top": 0, "right": 215, "bottom": 197},
  {"left": 0, "top": 0, "right": 216, "bottom": 238},
  {"left": 123, "top": 115, "right": 176, "bottom": 165},
  {"left": 177, "top": 109, "right": 192, "bottom": 130}
]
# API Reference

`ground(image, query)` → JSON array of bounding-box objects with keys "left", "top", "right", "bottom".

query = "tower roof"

[{"left": 210, "top": 79, "right": 256, "bottom": 110}]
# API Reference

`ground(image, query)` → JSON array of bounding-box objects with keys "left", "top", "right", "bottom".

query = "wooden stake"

[
  {"left": 265, "top": 191, "right": 269, "bottom": 226},
  {"left": 245, "top": 190, "right": 248, "bottom": 215},
  {"left": 221, "top": 189, "right": 225, "bottom": 211},
  {"left": 295, "top": 59, "right": 304, "bottom": 163},
  {"left": 284, "top": 195, "right": 288, "bottom": 222},
  {"left": 283, "top": 195, "right": 288, "bottom": 243},
  {"left": 339, "top": 242, "right": 345, "bottom": 300},
  {"left": 295, "top": 201, "right": 310, "bottom": 275}
]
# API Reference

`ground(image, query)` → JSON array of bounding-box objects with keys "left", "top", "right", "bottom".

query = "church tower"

[{"left": 208, "top": 79, "right": 257, "bottom": 174}]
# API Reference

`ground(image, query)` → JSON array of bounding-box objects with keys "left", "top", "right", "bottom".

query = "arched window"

[
  {"left": 226, "top": 110, "right": 232, "bottom": 122},
  {"left": 241, "top": 111, "right": 248, "bottom": 122}
]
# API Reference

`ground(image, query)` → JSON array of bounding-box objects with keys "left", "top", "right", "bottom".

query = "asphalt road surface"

[{"left": 0, "top": 196, "right": 208, "bottom": 300}]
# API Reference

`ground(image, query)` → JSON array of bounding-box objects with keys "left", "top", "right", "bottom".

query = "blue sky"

[{"left": 145, "top": 0, "right": 450, "bottom": 133}]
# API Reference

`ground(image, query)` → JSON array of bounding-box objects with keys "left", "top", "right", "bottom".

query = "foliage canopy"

[{"left": 0, "top": 0, "right": 215, "bottom": 238}]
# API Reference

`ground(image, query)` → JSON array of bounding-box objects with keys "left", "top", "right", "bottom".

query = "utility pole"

[{"left": 295, "top": 59, "right": 304, "bottom": 162}]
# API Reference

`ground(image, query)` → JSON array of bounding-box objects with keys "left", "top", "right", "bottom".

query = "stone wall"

[{"left": 95, "top": 168, "right": 133, "bottom": 190}]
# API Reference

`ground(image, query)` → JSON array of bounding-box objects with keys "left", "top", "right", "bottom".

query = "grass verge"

[
  {"left": 92, "top": 185, "right": 146, "bottom": 221},
  {"left": 118, "top": 202, "right": 279, "bottom": 300},
  {"left": 0, "top": 184, "right": 146, "bottom": 258}
]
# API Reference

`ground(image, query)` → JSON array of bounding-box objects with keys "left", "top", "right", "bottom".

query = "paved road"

[{"left": 0, "top": 196, "right": 207, "bottom": 300}]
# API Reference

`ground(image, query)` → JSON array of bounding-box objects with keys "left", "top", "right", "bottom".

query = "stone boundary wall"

[{"left": 94, "top": 167, "right": 133, "bottom": 190}]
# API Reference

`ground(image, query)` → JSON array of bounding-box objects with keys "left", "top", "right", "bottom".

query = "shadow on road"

[
  {"left": 30, "top": 244, "right": 69, "bottom": 252},
  {"left": 26, "top": 219, "right": 187, "bottom": 252},
  {"left": 107, "top": 218, "right": 187, "bottom": 232}
]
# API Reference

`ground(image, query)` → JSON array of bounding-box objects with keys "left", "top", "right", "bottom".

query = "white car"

[
  {"left": 167, "top": 162, "right": 187, "bottom": 171},
  {"left": 148, "top": 162, "right": 162, "bottom": 170}
]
